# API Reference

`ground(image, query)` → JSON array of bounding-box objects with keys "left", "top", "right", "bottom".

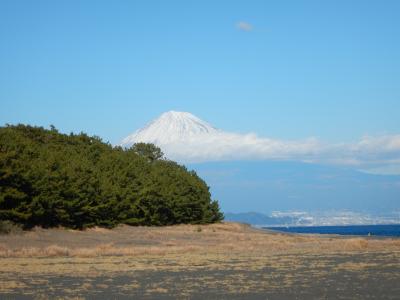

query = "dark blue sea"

[{"left": 264, "top": 224, "right": 400, "bottom": 237}]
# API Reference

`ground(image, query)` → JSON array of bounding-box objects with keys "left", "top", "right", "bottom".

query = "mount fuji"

[
  {"left": 121, "top": 111, "right": 220, "bottom": 146},
  {"left": 120, "top": 111, "right": 319, "bottom": 163}
]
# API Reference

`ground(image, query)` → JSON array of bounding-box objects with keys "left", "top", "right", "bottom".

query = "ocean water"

[{"left": 264, "top": 224, "right": 400, "bottom": 237}]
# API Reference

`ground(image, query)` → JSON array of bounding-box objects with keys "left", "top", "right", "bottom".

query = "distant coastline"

[{"left": 225, "top": 211, "right": 400, "bottom": 227}]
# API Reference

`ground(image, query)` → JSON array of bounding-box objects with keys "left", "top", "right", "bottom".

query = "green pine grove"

[{"left": 0, "top": 124, "right": 223, "bottom": 229}]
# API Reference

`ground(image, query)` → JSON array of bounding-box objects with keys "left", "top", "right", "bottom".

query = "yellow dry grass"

[{"left": 0, "top": 222, "right": 399, "bottom": 258}]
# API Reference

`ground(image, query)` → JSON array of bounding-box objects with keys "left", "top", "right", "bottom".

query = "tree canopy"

[
  {"left": 0, "top": 124, "right": 223, "bottom": 229},
  {"left": 130, "top": 142, "right": 164, "bottom": 162}
]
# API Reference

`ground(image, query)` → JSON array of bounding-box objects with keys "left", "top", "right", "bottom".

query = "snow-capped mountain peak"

[
  {"left": 120, "top": 111, "right": 219, "bottom": 147},
  {"left": 120, "top": 110, "right": 321, "bottom": 162}
]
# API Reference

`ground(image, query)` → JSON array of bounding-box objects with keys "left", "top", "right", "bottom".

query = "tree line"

[{"left": 0, "top": 124, "right": 223, "bottom": 229}]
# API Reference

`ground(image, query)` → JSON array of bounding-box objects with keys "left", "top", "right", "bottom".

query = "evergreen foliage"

[{"left": 0, "top": 124, "right": 223, "bottom": 229}]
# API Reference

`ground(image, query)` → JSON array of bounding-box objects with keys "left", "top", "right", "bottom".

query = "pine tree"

[{"left": 0, "top": 124, "right": 224, "bottom": 229}]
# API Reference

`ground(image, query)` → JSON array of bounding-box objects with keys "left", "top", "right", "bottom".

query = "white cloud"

[
  {"left": 121, "top": 111, "right": 400, "bottom": 174},
  {"left": 236, "top": 21, "right": 253, "bottom": 31},
  {"left": 157, "top": 131, "right": 321, "bottom": 163},
  {"left": 157, "top": 132, "right": 400, "bottom": 174},
  {"left": 352, "top": 135, "right": 400, "bottom": 154}
]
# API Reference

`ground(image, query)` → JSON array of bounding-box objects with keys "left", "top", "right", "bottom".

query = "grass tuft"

[{"left": 0, "top": 221, "right": 23, "bottom": 235}]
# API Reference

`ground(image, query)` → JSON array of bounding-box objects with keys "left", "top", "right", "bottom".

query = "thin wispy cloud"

[
  {"left": 236, "top": 21, "right": 253, "bottom": 31},
  {"left": 127, "top": 128, "right": 400, "bottom": 174}
]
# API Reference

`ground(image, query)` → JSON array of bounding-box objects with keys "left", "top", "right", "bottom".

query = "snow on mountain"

[
  {"left": 121, "top": 111, "right": 219, "bottom": 146},
  {"left": 120, "top": 111, "right": 320, "bottom": 163}
]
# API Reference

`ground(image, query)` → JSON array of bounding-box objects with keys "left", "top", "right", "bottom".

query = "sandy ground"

[{"left": 0, "top": 222, "right": 399, "bottom": 299}]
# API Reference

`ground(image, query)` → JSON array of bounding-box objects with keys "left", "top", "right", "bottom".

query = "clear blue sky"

[{"left": 1, "top": 0, "right": 399, "bottom": 144}]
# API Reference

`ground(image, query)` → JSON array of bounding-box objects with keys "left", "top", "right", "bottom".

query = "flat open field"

[{"left": 1, "top": 222, "right": 399, "bottom": 299}]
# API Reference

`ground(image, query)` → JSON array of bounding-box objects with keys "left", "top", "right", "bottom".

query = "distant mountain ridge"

[{"left": 224, "top": 211, "right": 400, "bottom": 226}]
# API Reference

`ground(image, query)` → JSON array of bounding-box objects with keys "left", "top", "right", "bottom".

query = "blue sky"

[
  {"left": 1, "top": 0, "right": 399, "bottom": 145},
  {"left": 191, "top": 161, "right": 400, "bottom": 214}
]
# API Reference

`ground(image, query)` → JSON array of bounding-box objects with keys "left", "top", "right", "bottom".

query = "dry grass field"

[{"left": 1, "top": 222, "right": 399, "bottom": 299}]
